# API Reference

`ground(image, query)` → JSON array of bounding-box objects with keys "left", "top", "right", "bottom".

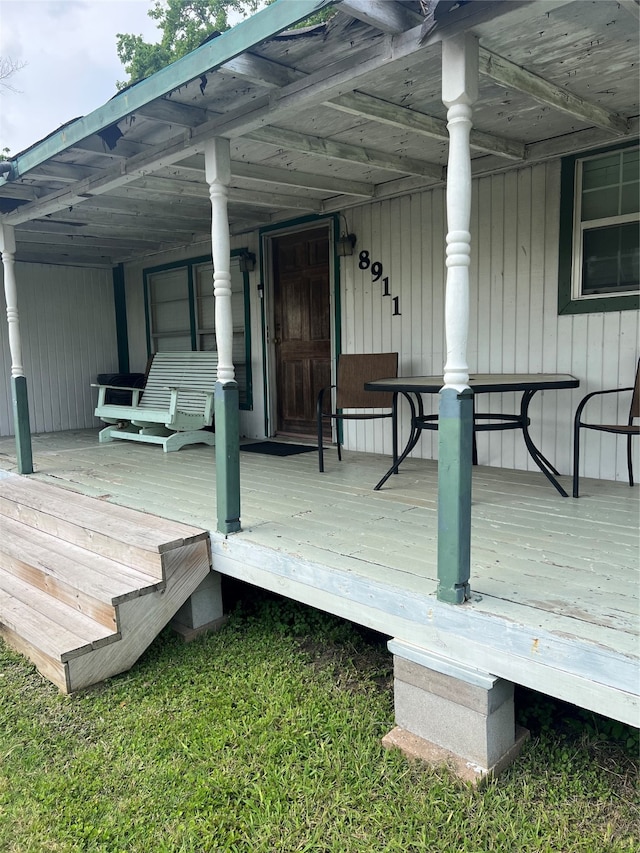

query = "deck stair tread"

[
  {"left": 0, "top": 475, "right": 212, "bottom": 692},
  {"left": 0, "top": 476, "right": 206, "bottom": 548},
  {"left": 0, "top": 514, "right": 162, "bottom": 602},
  {"left": 0, "top": 567, "right": 117, "bottom": 662},
  {"left": 0, "top": 476, "right": 207, "bottom": 578},
  {"left": 0, "top": 515, "right": 163, "bottom": 629}
]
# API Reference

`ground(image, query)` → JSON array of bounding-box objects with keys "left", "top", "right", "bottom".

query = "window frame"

[
  {"left": 143, "top": 251, "right": 253, "bottom": 410},
  {"left": 558, "top": 140, "right": 639, "bottom": 315}
]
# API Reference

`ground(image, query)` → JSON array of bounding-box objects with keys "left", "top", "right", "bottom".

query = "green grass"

[{"left": 1, "top": 584, "right": 637, "bottom": 853}]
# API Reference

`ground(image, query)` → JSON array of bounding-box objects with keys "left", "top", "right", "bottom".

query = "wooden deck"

[{"left": 0, "top": 429, "right": 637, "bottom": 725}]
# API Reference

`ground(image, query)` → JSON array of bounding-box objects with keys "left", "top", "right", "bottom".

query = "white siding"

[
  {"left": 13, "top": 160, "right": 634, "bottom": 483},
  {"left": 0, "top": 263, "right": 117, "bottom": 436},
  {"left": 342, "top": 161, "right": 639, "bottom": 483}
]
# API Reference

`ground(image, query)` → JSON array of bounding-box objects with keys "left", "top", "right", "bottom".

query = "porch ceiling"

[{"left": 0, "top": 0, "right": 638, "bottom": 267}]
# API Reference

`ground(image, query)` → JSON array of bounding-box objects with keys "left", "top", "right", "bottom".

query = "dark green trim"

[
  {"left": 240, "top": 265, "right": 253, "bottom": 411},
  {"left": 558, "top": 139, "right": 640, "bottom": 315},
  {"left": 332, "top": 214, "right": 344, "bottom": 444},
  {"left": 142, "top": 252, "right": 253, "bottom": 410},
  {"left": 187, "top": 264, "right": 197, "bottom": 351},
  {"left": 215, "top": 380, "right": 241, "bottom": 534},
  {"left": 436, "top": 388, "right": 473, "bottom": 604},
  {"left": 112, "top": 264, "right": 130, "bottom": 373},
  {"left": 143, "top": 272, "right": 152, "bottom": 356},
  {"left": 11, "top": 375, "right": 33, "bottom": 475},
  {"left": 257, "top": 243, "right": 270, "bottom": 436},
  {"left": 258, "top": 212, "right": 331, "bottom": 237}
]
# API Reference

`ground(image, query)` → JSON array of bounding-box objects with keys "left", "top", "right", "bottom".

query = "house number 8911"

[{"left": 358, "top": 250, "right": 401, "bottom": 315}]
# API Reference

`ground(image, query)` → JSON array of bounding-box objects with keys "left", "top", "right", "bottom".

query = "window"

[
  {"left": 558, "top": 143, "right": 639, "bottom": 314},
  {"left": 144, "top": 253, "right": 252, "bottom": 408}
]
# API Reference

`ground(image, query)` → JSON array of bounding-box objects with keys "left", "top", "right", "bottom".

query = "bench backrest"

[{"left": 139, "top": 351, "right": 218, "bottom": 412}]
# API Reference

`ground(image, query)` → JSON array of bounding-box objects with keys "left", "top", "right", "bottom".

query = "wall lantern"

[
  {"left": 336, "top": 232, "right": 357, "bottom": 256},
  {"left": 336, "top": 213, "right": 357, "bottom": 256},
  {"left": 238, "top": 251, "right": 256, "bottom": 272}
]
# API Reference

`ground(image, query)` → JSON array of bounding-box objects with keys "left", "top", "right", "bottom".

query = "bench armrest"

[
  {"left": 165, "top": 385, "right": 213, "bottom": 396},
  {"left": 92, "top": 383, "right": 143, "bottom": 392}
]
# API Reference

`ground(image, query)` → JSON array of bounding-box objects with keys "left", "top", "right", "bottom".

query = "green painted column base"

[
  {"left": 437, "top": 386, "right": 473, "bottom": 604},
  {"left": 215, "top": 380, "right": 241, "bottom": 534},
  {"left": 11, "top": 375, "right": 33, "bottom": 475}
]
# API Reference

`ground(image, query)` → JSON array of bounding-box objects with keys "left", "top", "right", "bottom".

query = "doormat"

[{"left": 240, "top": 441, "right": 316, "bottom": 457}]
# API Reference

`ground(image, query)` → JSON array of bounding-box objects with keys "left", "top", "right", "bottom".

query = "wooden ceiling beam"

[
  {"left": 338, "top": 0, "right": 422, "bottom": 34},
  {"left": 121, "top": 174, "right": 209, "bottom": 199},
  {"left": 247, "top": 125, "right": 443, "bottom": 179},
  {"left": 231, "top": 162, "right": 374, "bottom": 197},
  {"left": 0, "top": 184, "right": 40, "bottom": 202},
  {"left": 26, "top": 161, "right": 99, "bottom": 183},
  {"left": 16, "top": 229, "right": 162, "bottom": 251},
  {"left": 479, "top": 47, "right": 630, "bottom": 136},
  {"left": 229, "top": 186, "right": 321, "bottom": 211},
  {"left": 617, "top": 0, "right": 640, "bottom": 22},
  {"left": 327, "top": 91, "right": 525, "bottom": 161},
  {"left": 68, "top": 195, "right": 210, "bottom": 220},
  {"left": 220, "top": 52, "right": 303, "bottom": 88},
  {"left": 134, "top": 99, "right": 211, "bottom": 127}
]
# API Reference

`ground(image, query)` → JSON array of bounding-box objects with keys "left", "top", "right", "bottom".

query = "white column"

[
  {"left": 0, "top": 224, "right": 25, "bottom": 378},
  {"left": 441, "top": 33, "right": 478, "bottom": 392},
  {"left": 204, "top": 137, "right": 234, "bottom": 384}
]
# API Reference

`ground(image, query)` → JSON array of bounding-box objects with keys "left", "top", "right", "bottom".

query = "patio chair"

[
  {"left": 317, "top": 352, "right": 399, "bottom": 473},
  {"left": 572, "top": 360, "right": 640, "bottom": 497}
]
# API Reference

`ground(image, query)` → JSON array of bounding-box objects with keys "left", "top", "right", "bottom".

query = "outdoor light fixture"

[
  {"left": 238, "top": 251, "right": 256, "bottom": 272},
  {"left": 336, "top": 214, "right": 357, "bottom": 256},
  {"left": 336, "top": 232, "right": 357, "bottom": 256}
]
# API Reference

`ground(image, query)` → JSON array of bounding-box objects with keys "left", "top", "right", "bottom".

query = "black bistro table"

[{"left": 364, "top": 373, "right": 579, "bottom": 496}]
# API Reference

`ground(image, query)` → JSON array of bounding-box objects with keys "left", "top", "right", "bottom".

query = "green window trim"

[
  {"left": 142, "top": 251, "right": 253, "bottom": 411},
  {"left": 558, "top": 140, "right": 639, "bottom": 315}
]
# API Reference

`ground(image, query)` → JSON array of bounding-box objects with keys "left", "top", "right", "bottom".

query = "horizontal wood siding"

[
  {"left": 0, "top": 263, "right": 117, "bottom": 436},
  {"left": 343, "top": 161, "right": 639, "bottom": 483}
]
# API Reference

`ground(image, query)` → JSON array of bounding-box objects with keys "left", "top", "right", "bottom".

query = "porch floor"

[{"left": 0, "top": 429, "right": 637, "bottom": 726}]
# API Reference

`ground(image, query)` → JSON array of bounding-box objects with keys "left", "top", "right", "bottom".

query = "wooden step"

[
  {"left": 0, "top": 475, "right": 208, "bottom": 578},
  {"left": 0, "top": 475, "right": 214, "bottom": 693},
  {"left": 0, "top": 567, "right": 119, "bottom": 692},
  {"left": 0, "top": 515, "right": 162, "bottom": 630},
  {"left": 65, "top": 540, "right": 211, "bottom": 692}
]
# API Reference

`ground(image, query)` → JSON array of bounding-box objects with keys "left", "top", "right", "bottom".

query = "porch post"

[
  {"left": 205, "top": 137, "right": 241, "bottom": 534},
  {"left": 0, "top": 224, "right": 33, "bottom": 474},
  {"left": 437, "top": 33, "right": 478, "bottom": 603}
]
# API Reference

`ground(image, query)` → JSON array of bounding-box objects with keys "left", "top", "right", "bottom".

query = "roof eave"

[{"left": 0, "top": 0, "right": 337, "bottom": 185}]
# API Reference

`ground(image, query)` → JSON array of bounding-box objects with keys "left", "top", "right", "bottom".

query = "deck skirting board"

[{"left": 210, "top": 534, "right": 639, "bottom": 728}]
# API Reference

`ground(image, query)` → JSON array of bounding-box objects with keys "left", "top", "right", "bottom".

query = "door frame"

[{"left": 258, "top": 215, "right": 341, "bottom": 438}]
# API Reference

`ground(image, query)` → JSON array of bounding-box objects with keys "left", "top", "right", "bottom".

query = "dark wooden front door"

[{"left": 273, "top": 228, "right": 331, "bottom": 437}]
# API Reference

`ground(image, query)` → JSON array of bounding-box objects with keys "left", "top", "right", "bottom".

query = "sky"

[{"left": 0, "top": 0, "right": 162, "bottom": 156}]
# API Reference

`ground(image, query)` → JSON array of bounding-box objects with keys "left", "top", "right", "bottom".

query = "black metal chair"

[
  {"left": 573, "top": 360, "right": 640, "bottom": 497},
  {"left": 317, "top": 352, "right": 399, "bottom": 473}
]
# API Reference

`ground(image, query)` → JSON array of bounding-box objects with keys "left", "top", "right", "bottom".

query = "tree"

[
  {"left": 116, "top": 0, "right": 261, "bottom": 87},
  {"left": 1, "top": 56, "right": 27, "bottom": 157},
  {"left": 0, "top": 56, "right": 26, "bottom": 94},
  {"left": 116, "top": 0, "right": 336, "bottom": 88}
]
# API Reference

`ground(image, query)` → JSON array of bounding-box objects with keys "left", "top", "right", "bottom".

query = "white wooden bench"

[{"left": 93, "top": 351, "right": 218, "bottom": 452}]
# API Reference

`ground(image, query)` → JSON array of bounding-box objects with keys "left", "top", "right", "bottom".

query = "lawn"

[{"left": 1, "top": 583, "right": 637, "bottom": 852}]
